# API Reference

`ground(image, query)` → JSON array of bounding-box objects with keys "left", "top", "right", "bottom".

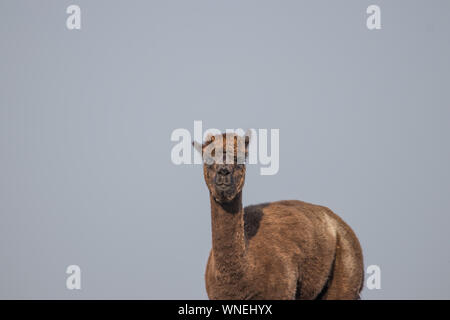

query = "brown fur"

[{"left": 194, "top": 133, "right": 364, "bottom": 300}]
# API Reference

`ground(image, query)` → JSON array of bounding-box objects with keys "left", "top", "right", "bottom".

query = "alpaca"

[{"left": 193, "top": 132, "right": 364, "bottom": 300}]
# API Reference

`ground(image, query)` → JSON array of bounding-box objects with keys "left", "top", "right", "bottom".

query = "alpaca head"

[{"left": 193, "top": 131, "right": 251, "bottom": 203}]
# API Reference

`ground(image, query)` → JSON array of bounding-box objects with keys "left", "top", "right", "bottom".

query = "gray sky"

[{"left": 0, "top": 0, "right": 449, "bottom": 299}]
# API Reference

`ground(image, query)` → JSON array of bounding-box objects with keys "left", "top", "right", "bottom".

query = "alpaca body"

[
  {"left": 205, "top": 199, "right": 364, "bottom": 300},
  {"left": 194, "top": 132, "right": 363, "bottom": 300}
]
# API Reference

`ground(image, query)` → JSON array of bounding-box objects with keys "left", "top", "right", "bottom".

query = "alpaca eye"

[
  {"left": 204, "top": 156, "right": 214, "bottom": 166},
  {"left": 236, "top": 157, "right": 246, "bottom": 165}
]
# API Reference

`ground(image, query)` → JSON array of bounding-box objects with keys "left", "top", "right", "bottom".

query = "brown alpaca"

[{"left": 193, "top": 132, "right": 364, "bottom": 300}]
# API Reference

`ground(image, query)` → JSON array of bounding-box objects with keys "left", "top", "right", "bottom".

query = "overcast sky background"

[{"left": 1, "top": 0, "right": 449, "bottom": 299}]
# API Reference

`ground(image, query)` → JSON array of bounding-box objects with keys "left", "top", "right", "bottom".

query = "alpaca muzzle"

[{"left": 215, "top": 174, "right": 232, "bottom": 187}]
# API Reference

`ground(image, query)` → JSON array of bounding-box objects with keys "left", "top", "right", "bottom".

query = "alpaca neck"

[{"left": 210, "top": 192, "right": 247, "bottom": 278}]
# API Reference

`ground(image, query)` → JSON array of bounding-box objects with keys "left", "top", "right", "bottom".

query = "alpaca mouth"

[
  {"left": 214, "top": 187, "right": 235, "bottom": 203},
  {"left": 216, "top": 183, "right": 232, "bottom": 190}
]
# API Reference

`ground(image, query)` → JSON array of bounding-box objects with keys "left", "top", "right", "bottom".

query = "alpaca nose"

[{"left": 218, "top": 167, "right": 231, "bottom": 176}]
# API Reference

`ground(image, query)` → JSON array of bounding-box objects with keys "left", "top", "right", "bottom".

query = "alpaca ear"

[
  {"left": 192, "top": 141, "right": 203, "bottom": 154},
  {"left": 244, "top": 129, "right": 252, "bottom": 148},
  {"left": 244, "top": 129, "right": 252, "bottom": 159},
  {"left": 205, "top": 133, "right": 215, "bottom": 143}
]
